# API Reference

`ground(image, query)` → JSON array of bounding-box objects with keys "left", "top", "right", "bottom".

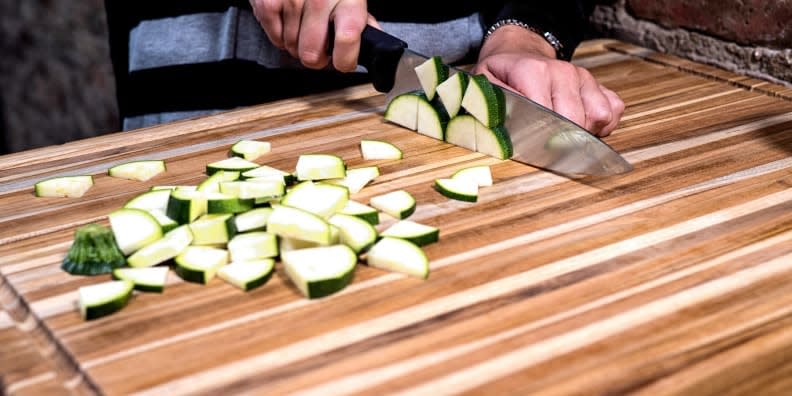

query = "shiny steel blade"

[{"left": 385, "top": 50, "right": 633, "bottom": 177}]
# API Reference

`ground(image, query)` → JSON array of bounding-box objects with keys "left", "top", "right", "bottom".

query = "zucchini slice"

[
  {"left": 227, "top": 232, "right": 278, "bottom": 262},
  {"left": 108, "top": 208, "right": 163, "bottom": 255},
  {"left": 241, "top": 165, "right": 296, "bottom": 185},
  {"left": 267, "top": 205, "right": 332, "bottom": 245},
  {"left": 189, "top": 214, "right": 237, "bottom": 245},
  {"left": 34, "top": 175, "right": 93, "bottom": 198},
  {"left": 78, "top": 280, "right": 134, "bottom": 320},
  {"left": 414, "top": 55, "right": 449, "bottom": 101},
  {"left": 205, "top": 192, "right": 254, "bottom": 214},
  {"left": 417, "top": 94, "right": 449, "bottom": 140},
  {"left": 218, "top": 259, "right": 275, "bottom": 291},
  {"left": 329, "top": 214, "right": 378, "bottom": 254},
  {"left": 127, "top": 225, "right": 193, "bottom": 268},
  {"left": 366, "top": 237, "right": 429, "bottom": 279},
  {"left": 338, "top": 200, "right": 379, "bottom": 225},
  {"left": 230, "top": 139, "right": 271, "bottom": 161},
  {"left": 174, "top": 246, "right": 229, "bottom": 284},
  {"left": 108, "top": 160, "right": 166, "bottom": 182},
  {"left": 279, "top": 226, "right": 340, "bottom": 252},
  {"left": 220, "top": 180, "right": 285, "bottom": 200},
  {"left": 384, "top": 91, "right": 421, "bottom": 130},
  {"left": 369, "top": 190, "right": 416, "bottom": 219},
  {"left": 281, "top": 181, "right": 349, "bottom": 219},
  {"left": 461, "top": 74, "right": 506, "bottom": 128},
  {"left": 233, "top": 207, "right": 273, "bottom": 233},
  {"left": 436, "top": 72, "right": 469, "bottom": 118},
  {"left": 360, "top": 140, "right": 403, "bottom": 160},
  {"left": 112, "top": 267, "right": 169, "bottom": 293},
  {"left": 476, "top": 124, "right": 513, "bottom": 160},
  {"left": 434, "top": 178, "right": 478, "bottom": 202},
  {"left": 326, "top": 166, "right": 380, "bottom": 194},
  {"left": 124, "top": 190, "right": 171, "bottom": 212},
  {"left": 61, "top": 224, "right": 126, "bottom": 275},
  {"left": 452, "top": 165, "right": 493, "bottom": 187},
  {"left": 282, "top": 245, "right": 357, "bottom": 299},
  {"left": 167, "top": 189, "right": 208, "bottom": 224},
  {"left": 295, "top": 154, "right": 346, "bottom": 181},
  {"left": 206, "top": 157, "right": 259, "bottom": 176},
  {"left": 381, "top": 220, "right": 439, "bottom": 246},
  {"left": 197, "top": 170, "right": 241, "bottom": 193},
  {"left": 146, "top": 210, "right": 179, "bottom": 233},
  {"left": 445, "top": 114, "right": 478, "bottom": 152}
]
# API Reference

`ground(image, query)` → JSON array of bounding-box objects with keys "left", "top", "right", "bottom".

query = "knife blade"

[{"left": 354, "top": 26, "right": 633, "bottom": 177}]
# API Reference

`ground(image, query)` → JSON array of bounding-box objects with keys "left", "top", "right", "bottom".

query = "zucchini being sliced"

[
  {"left": 282, "top": 245, "right": 357, "bottom": 299},
  {"left": 445, "top": 114, "right": 478, "bottom": 152},
  {"left": 452, "top": 165, "right": 493, "bottom": 187},
  {"left": 189, "top": 214, "right": 237, "bottom": 245},
  {"left": 227, "top": 232, "right": 278, "bottom": 262},
  {"left": 230, "top": 139, "right": 271, "bottom": 161},
  {"left": 326, "top": 166, "right": 380, "bottom": 194},
  {"left": 360, "top": 140, "right": 403, "bottom": 160},
  {"left": 108, "top": 208, "right": 163, "bottom": 256},
  {"left": 127, "top": 224, "right": 193, "bottom": 268},
  {"left": 295, "top": 154, "right": 346, "bottom": 181},
  {"left": 112, "top": 267, "right": 169, "bottom": 293},
  {"left": 61, "top": 224, "right": 126, "bottom": 276},
  {"left": 78, "top": 280, "right": 134, "bottom": 320},
  {"left": 384, "top": 91, "right": 421, "bottom": 130},
  {"left": 108, "top": 160, "right": 166, "bottom": 182},
  {"left": 206, "top": 157, "right": 259, "bottom": 176},
  {"left": 281, "top": 181, "right": 349, "bottom": 219},
  {"left": 233, "top": 207, "right": 273, "bottom": 233},
  {"left": 218, "top": 259, "right": 275, "bottom": 291},
  {"left": 338, "top": 200, "right": 379, "bottom": 225},
  {"left": 241, "top": 165, "right": 296, "bottom": 185},
  {"left": 329, "top": 214, "right": 378, "bottom": 254},
  {"left": 167, "top": 189, "right": 208, "bottom": 224},
  {"left": 476, "top": 123, "right": 513, "bottom": 160},
  {"left": 415, "top": 55, "right": 449, "bottom": 100},
  {"left": 434, "top": 178, "right": 478, "bottom": 202},
  {"left": 461, "top": 74, "right": 506, "bottom": 128},
  {"left": 205, "top": 192, "right": 254, "bottom": 214},
  {"left": 369, "top": 190, "right": 416, "bottom": 219},
  {"left": 381, "top": 220, "right": 439, "bottom": 246},
  {"left": 267, "top": 205, "right": 332, "bottom": 245},
  {"left": 436, "top": 72, "right": 469, "bottom": 118},
  {"left": 34, "top": 175, "right": 93, "bottom": 198},
  {"left": 174, "top": 246, "right": 229, "bottom": 284},
  {"left": 124, "top": 190, "right": 171, "bottom": 212},
  {"left": 417, "top": 94, "right": 449, "bottom": 140},
  {"left": 366, "top": 237, "right": 429, "bottom": 279}
]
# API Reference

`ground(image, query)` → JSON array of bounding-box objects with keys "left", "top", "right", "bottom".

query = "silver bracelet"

[{"left": 484, "top": 19, "right": 565, "bottom": 58}]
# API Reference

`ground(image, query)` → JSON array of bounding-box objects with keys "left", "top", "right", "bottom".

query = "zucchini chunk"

[
  {"left": 434, "top": 178, "right": 478, "bottom": 202},
  {"left": 112, "top": 267, "right": 169, "bottom": 293},
  {"left": 197, "top": 170, "right": 241, "bottom": 193},
  {"left": 452, "top": 165, "right": 493, "bottom": 187},
  {"left": 127, "top": 225, "right": 193, "bottom": 268},
  {"left": 338, "top": 200, "right": 379, "bottom": 225},
  {"left": 461, "top": 74, "right": 506, "bottom": 128},
  {"left": 34, "top": 175, "right": 93, "bottom": 198},
  {"left": 360, "top": 140, "right": 403, "bottom": 160},
  {"left": 417, "top": 94, "right": 449, "bottom": 140},
  {"left": 174, "top": 246, "right": 229, "bottom": 284},
  {"left": 384, "top": 91, "right": 422, "bottom": 130},
  {"left": 205, "top": 192, "right": 254, "bottom": 214},
  {"left": 445, "top": 114, "right": 478, "bottom": 152},
  {"left": 328, "top": 214, "right": 378, "bottom": 254},
  {"left": 220, "top": 180, "right": 285, "bottom": 200},
  {"left": 206, "top": 157, "right": 259, "bottom": 176},
  {"left": 230, "top": 139, "right": 271, "bottom": 161},
  {"left": 61, "top": 224, "right": 126, "bottom": 275},
  {"left": 295, "top": 154, "right": 346, "bottom": 181},
  {"left": 146, "top": 210, "right": 179, "bottom": 233},
  {"left": 366, "top": 237, "right": 429, "bottom": 279},
  {"left": 414, "top": 55, "right": 449, "bottom": 101},
  {"left": 108, "top": 160, "right": 166, "bottom": 181},
  {"left": 189, "top": 214, "right": 237, "bottom": 245},
  {"left": 326, "top": 166, "right": 380, "bottom": 194},
  {"left": 108, "top": 208, "right": 163, "bottom": 256},
  {"left": 124, "top": 190, "right": 171, "bottom": 212},
  {"left": 381, "top": 220, "right": 439, "bottom": 247},
  {"left": 167, "top": 189, "right": 208, "bottom": 224},
  {"left": 218, "top": 259, "right": 275, "bottom": 291},
  {"left": 282, "top": 245, "right": 357, "bottom": 299},
  {"left": 242, "top": 165, "right": 296, "bottom": 185},
  {"left": 78, "top": 280, "right": 134, "bottom": 320},
  {"left": 227, "top": 232, "right": 278, "bottom": 262},
  {"left": 233, "top": 207, "right": 273, "bottom": 233},
  {"left": 476, "top": 123, "right": 513, "bottom": 160},
  {"left": 281, "top": 181, "right": 349, "bottom": 219},
  {"left": 267, "top": 205, "right": 332, "bottom": 245},
  {"left": 436, "top": 72, "right": 469, "bottom": 118},
  {"left": 369, "top": 190, "right": 416, "bottom": 219}
]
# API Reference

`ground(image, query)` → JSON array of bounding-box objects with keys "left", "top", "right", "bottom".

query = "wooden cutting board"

[{"left": 2, "top": 40, "right": 792, "bottom": 395}]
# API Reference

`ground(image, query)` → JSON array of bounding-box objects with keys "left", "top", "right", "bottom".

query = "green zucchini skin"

[
  {"left": 306, "top": 269, "right": 355, "bottom": 299},
  {"left": 62, "top": 224, "right": 126, "bottom": 276},
  {"left": 172, "top": 265, "right": 209, "bottom": 284},
  {"left": 243, "top": 270, "right": 275, "bottom": 292}
]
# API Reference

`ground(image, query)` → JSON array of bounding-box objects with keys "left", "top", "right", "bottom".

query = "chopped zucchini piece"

[
  {"left": 414, "top": 55, "right": 449, "bottom": 101},
  {"left": 325, "top": 166, "right": 379, "bottom": 194},
  {"left": 281, "top": 181, "right": 349, "bottom": 219},
  {"left": 167, "top": 189, "right": 208, "bottom": 224},
  {"left": 34, "top": 175, "right": 93, "bottom": 198},
  {"left": 241, "top": 165, "right": 296, "bottom": 184},
  {"left": 445, "top": 114, "right": 478, "bottom": 152},
  {"left": 189, "top": 214, "right": 237, "bottom": 245},
  {"left": 369, "top": 190, "right": 416, "bottom": 219},
  {"left": 452, "top": 165, "right": 493, "bottom": 187},
  {"left": 267, "top": 205, "right": 332, "bottom": 245},
  {"left": 230, "top": 139, "right": 271, "bottom": 161},
  {"left": 233, "top": 207, "right": 273, "bottom": 233},
  {"left": 108, "top": 160, "right": 166, "bottom": 182},
  {"left": 112, "top": 267, "right": 169, "bottom": 293},
  {"left": 434, "top": 178, "right": 478, "bottom": 202},
  {"left": 476, "top": 124, "right": 513, "bottom": 160},
  {"left": 146, "top": 210, "right": 179, "bottom": 233},
  {"left": 206, "top": 157, "right": 259, "bottom": 175},
  {"left": 338, "top": 200, "right": 379, "bottom": 225},
  {"left": 127, "top": 225, "right": 193, "bottom": 268},
  {"left": 108, "top": 208, "right": 163, "bottom": 256},
  {"left": 218, "top": 259, "right": 275, "bottom": 291},
  {"left": 436, "top": 72, "right": 469, "bottom": 118},
  {"left": 227, "top": 232, "right": 278, "bottom": 262},
  {"left": 61, "top": 224, "right": 126, "bottom": 276},
  {"left": 220, "top": 180, "right": 285, "bottom": 200},
  {"left": 174, "top": 246, "right": 229, "bottom": 284},
  {"left": 282, "top": 245, "right": 357, "bottom": 299},
  {"left": 381, "top": 220, "right": 439, "bottom": 246},
  {"left": 417, "top": 94, "right": 449, "bottom": 140},
  {"left": 205, "top": 192, "right": 254, "bottom": 214},
  {"left": 197, "top": 170, "right": 241, "bottom": 193},
  {"left": 295, "top": 154, "right": 346, "bottom": 181},
  {"left": 384, "top": 91, "right": 422, "bottom": 130},
  {"left": 124, "top": 190, "right": 171, "bottom": 212},
  {"left": 366, "top": 237, "right": 429, "bottom": 279},
  {"left": 461, "top": 74, "right": 506, "bottom": 128},
  {"left": 329, "top": 213, "right": 378, "bottom": 254},
  {"left": 78, "top": 280, "right": 134, "bottom": 320},
  {"left": 360, "top": 140, "right": 403, "bottom": 160}
]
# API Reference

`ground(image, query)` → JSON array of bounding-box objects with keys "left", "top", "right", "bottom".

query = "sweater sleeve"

[{"left": 491, "top": 1, "right": 590, "bottom": 60}]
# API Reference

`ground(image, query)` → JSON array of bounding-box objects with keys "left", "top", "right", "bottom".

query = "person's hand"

[
  {"left": 249, "top": 0, "right": 378, "bottom": 72},
  {"left": 473, "top": 26, "right": 624, "bottom": 137}
]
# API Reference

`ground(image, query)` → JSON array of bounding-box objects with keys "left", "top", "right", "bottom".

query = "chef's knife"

[{"left": 351, "top": 25, "right": 633, "bottom": 177}]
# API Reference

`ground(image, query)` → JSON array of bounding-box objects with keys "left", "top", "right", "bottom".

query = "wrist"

[{"left": 480, "top": 25, "right": 557, "bottom": 60}]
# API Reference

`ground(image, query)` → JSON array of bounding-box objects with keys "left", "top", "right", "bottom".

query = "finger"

[
  {"left": 252, "top": 0, "right": 285, "bottom": 49},
  {"left": 549, "top": 65, "right": 587, "bottom": 129},
  {"left": 331, "top": 0, "right": 367, "bottom": 72},
  {"left": 298, "top": 0, "right": 333, "bottom": 69},
  {"left": 578, "top": 72, "right": 613, "bottom": 136},
  {"left": 599, "top": 85, "right": 625, "bottom": 137},
  {"left": 282, "top": 0, "right": 304, "bottom": 58},
  {"left": 367, "top": 13, "right": 381, "bottom": 30}
]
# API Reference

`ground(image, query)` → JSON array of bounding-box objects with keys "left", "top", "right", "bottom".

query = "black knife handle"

[{"left": 328, "top": 25, "right": 407, "bottom": 92}]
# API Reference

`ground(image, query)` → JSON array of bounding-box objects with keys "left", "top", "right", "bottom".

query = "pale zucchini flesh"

[
  {"left": 230, "top": 139, "right": 271, "bottom": 161},
  {"left": 414, "top": 55, "right": 449, "bottom": 101},
  {"left": 34, "top": 175, "right": 93, "bottom": 198},
  {"left": 206, "top": 157, "right": 259, "bottom": 175},
  {"left": 325, "top": 166, "right": 379, "bottom": 194},
  {"left": 436, "top": 72, "right": 468, "bottom": 118},
  {"left": 380, "top": 220, "right": 439, "bottom": 247},
  {"left": 189, "top": 214, "right": 237, "bottom": 245},
  {"left": 217, "top": 259, "right": 275, "bottom": 291},
  {"left": 295, "top": 154, "right": 346, "bottom": 181},
  {"left": 476, "top": 124, "right": 513, "bottom": 160},
  {"left": 452, "top": 165, "right": 493, "bottom": 187},
  {"left": 434, "top": 178, "right": 478, "bottom": 202},
  {"left": 124, "top": 190, "right": 171, "bottom": 212},
  {"left": 174, "top": 246, "right": 229, "bottom": 284},
  {"left": 369, "top": 190, "right": 416, "bottom": 219},
  {"left": 167, "top": 189, "right": 208, "bottom": 224},
  {"left": 359, "top": 140, "right": 403, "bottom": 160},
  {"left": 461, "top": 74, "right": 506, "bottom": 128},
  {"left": 267, "top": 205, "right": 332, "bottom": 245},
  {"left": 233, "top": 207, "right": 273, "bottom": 232},
  {"left": 108, "top": 208, "right": 164, "bottom": 256},
  {"left": 444, "top": 114, "right": 478, "bottom": 152},
  {"left": 416, "top": 94, "right": 449, "bottom": 141},
  {"left": 282, "top": 245, "right": 357, "bottom": 299},
  {"left": 338, "top": 200, "right": 379, "bottom": 225},
  {"left": 227, "top": 232, "right": 278, "bottom": 262},
  {"left": 280, "top": 181, "right": 349, "bottom": 219},
  {"left": 112, "top": 267, "right": 169, "bottom": 293},
  {"left": 78, "top": 280, "right": 134, "bottom": 320},
  {"left": 384, "top": 91, "right": 421, "bottom": 130},
  {"left": 127, "top": 224, "right": 193, "bottom": 268},
  {"left": 108, "top": 160, "right": 166, "bottom": 182},
  {"left": 366, "top": 237, "right": 429, "bottom": 279},
  {"left": 329, "top": 214, "right": 378, "bottom": 254}
]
